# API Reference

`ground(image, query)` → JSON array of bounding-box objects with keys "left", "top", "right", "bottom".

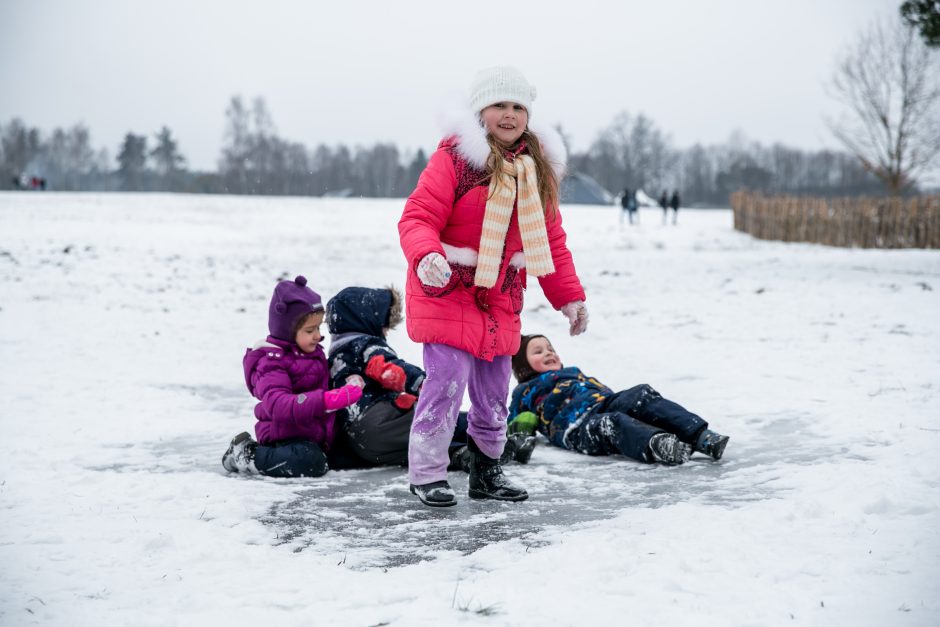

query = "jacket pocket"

[
  {"left": 500, "top": 265, "right": 525, "bottom": 314},
  {"left": 419, "top": 261, "right": 476, "bottom": 297}
]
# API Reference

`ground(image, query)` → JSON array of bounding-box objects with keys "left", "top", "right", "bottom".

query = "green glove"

[{"left": 508, "top": 411, "right": 538, "bottom": 436}]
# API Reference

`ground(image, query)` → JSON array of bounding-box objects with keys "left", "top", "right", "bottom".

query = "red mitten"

[
  {"left": 323, "top": 384, "right": 363, "bottom": 412},
  {"left": 394, "top": 393, "right": 417, "bottom": 410},
  {"left": 365, "top": 355, "right": 406, "bottom": 392}
]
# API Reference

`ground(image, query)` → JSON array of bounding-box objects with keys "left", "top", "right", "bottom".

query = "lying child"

[{"left": 508, "top": 334, "right": 729, "bottom": 465}]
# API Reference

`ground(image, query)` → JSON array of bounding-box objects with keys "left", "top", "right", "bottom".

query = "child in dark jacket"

[
  {"left": 222, "top": 276, "right": 363, "bottom": 478},
  {"left": 508, "top": 334, "right": 730, "bottom": 465},
  {"left": 325, "top": 286, "right": 534, "bottom": 470},
  {"left": 326, "top": 286, "right": 426, "bottom": 466}
]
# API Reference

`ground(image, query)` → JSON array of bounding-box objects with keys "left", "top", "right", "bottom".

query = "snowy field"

[{"left": 1, "top": 192, "right": 938, "bottom": 626}]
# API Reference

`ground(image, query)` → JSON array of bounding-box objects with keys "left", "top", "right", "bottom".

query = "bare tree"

[
  {"left": 828, "top": 15, "right": 940, "bottom": 193},
  {"left": 219, "top": 95, "right": 253, "bottom": 193},
  {"left": 583, "top": 111, "right": 675, "bottom": 194},
  {"left": 900, "top": 0, "right": 940, "bottom": 47},
  {"left": 0, "top": 119, "right": 42, "bottom": 186},
  {"left": 150, "top": 126, "right": 186, "bottom": 178}
]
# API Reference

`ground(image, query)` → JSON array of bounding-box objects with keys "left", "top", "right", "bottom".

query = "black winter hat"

[
  {"left": 326, "top": 286, "right": 402, "bottom": 337},
  {"left": 512, "top": 334, "right": 546, "bottom": 383}
]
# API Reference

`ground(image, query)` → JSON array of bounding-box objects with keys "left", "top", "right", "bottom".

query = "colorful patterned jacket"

[{"left": 507, "top": 366, "right": 612, "bottom": 448}]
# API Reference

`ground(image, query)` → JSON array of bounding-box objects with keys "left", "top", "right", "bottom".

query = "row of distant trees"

[
  {"left": 0, "top": 102, "right": 897, "bottom": 205},
  {"left": 566, "top": 115, "right": 887, "bottom": 204},
  {"left": 0, "top": 99, "right": 430, "bottom": 198},
  {"left": 2, "top": 8, "right": 937, "bottom": 203}
]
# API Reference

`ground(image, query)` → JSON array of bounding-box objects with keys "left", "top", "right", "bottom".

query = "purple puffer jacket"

[{"left": 242, "top": 336, "right": 335, "bottom": 448}]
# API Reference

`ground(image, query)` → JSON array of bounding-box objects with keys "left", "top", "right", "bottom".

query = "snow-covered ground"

[{"left": 1, "top": 192, "right": 938, "bottom": 626}]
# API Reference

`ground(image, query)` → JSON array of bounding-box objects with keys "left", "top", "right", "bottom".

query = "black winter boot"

[
  {"left": 410, "top": 480, "right": 457, "bottom": 507},
  {"left": 448, "top": 445, "right": 473, "bottom": 473},
  {"left": 695, "top": 429, "right": 730, "bottom": 461},
  {"left": 500, "top": 433, "right": 537, "bottom": 465},
  {"left": 222, "top": 432, "right": 259, "bottom": 473},
  {"left": 467, "top": 438, "right": 528, "bottom": 501},
  {"left": 647, "top": 433, "right": 692, "bottom": 465}
]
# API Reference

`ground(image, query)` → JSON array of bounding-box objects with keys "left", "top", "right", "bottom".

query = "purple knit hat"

[{"left": 268, "top": 275, "right": 324, "bottom": 341}]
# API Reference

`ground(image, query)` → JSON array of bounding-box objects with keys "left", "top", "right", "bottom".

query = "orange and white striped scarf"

[{"left": 475, "top": 154, "right": 554, "bottom": 288}]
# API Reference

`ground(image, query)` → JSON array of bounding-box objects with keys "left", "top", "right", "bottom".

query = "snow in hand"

[{"left": 0, "top": 192, "right": 938, "bottom": 626}]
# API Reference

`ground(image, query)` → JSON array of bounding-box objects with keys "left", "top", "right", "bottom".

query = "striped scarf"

[{"left": 475, "top": 154, "right": 555, "bottom": 288}]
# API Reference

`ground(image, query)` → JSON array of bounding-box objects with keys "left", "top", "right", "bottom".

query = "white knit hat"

[{"left": 468, "top": 66, "right": 537, "bottom": 115}]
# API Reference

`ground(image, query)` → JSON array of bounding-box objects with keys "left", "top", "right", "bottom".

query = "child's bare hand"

[{"left": 417, "top": 252, "right": 452, "bottom": 287}]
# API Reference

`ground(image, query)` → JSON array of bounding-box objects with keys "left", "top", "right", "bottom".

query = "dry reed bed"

[{"left": 730, "top": 191, "right": 940, "bottom": 248}]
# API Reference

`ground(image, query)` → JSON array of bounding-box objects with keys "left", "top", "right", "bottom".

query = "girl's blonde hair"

[{"left": 483, "top": 128, "right": 559, "bottom": 219}]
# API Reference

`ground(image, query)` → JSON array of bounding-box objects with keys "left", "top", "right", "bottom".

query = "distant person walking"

[
  {"left": 669, "top": 189, "right": 680, "bottom": 225},
  {"left": 659, "top": 190, "right": 669, "bottom": 225},
  {"left": 620, "top": 188, "right": 638, "bottom": 225}
]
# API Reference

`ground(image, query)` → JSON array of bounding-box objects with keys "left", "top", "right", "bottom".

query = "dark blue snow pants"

[
  {"left": 254, "top": 438, "right": 328, "bottom": 478},
  {"left": 567, "top": 384, "right": 708, "bottom": 463}
]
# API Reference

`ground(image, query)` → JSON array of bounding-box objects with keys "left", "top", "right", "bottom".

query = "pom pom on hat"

[
  {"left": 268, "top": 275, "right": 324, "bottom": 342},
  {"left": 468, "top": 66, "right": 536, "bottom": 115}
]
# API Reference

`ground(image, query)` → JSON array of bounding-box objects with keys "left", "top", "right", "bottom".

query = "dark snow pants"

[
  {"left": 567, "top": 384, "right": 708, "bottom": 463},
  {"left": 254, "top": 438, "right": 328, "bottom": 478},
  {"left": 329, "top": 404, "right": 470, "bottom": 469}
]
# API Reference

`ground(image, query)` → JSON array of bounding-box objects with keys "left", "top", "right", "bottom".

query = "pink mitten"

[{"left": 323, "top": 384, "right": 363, "bottom": 412}]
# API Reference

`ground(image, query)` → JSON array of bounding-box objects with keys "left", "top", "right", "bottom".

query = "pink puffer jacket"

[{"left": 398, "top": 132, "right": 585, "bottom": 361}]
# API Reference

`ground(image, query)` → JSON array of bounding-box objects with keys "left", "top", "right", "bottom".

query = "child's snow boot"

[
  {"left": 501, "top": 432, "right": 537, "bottom": 465},
  {"left": 221, "top": 432, "right": 259, "bottom": 473},
  {"left": 449, "top": 433, "right": 536, "bottom": 473},
  {"left": 410, "top": 480, "right": 457, "bottom": 507},
  {"left": 647, "top": 433, "right": 692, "bottom": 465},
  {"left": 695, "top": 429, "right": 729, "bottom": 461},
  {"left": 448, "top": 445, "right": 473, "bottom": 473},
  {"left": 467, "top": 438, "right": 528, "bottom": 501}
]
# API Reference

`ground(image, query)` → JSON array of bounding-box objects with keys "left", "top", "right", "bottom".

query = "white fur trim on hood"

[{"left": 438, "top": 107, "right": 568, "bottom": 181}]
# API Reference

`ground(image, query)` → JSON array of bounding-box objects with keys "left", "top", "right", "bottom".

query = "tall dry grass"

[{"left": 730, "top": 192, "right": 940, "bottom": 248}]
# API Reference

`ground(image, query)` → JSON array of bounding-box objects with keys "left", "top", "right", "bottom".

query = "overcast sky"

[{"left": 1, "top": 0, "right": 901, "bottom": 171}]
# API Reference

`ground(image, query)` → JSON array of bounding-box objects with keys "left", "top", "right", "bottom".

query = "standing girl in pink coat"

[{"left": 399, "top": 66, "right": 588, "bottom": 507}]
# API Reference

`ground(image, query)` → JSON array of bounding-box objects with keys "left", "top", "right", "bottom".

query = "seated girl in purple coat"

[
  {"left": 221, "top": 276, "right": 363, "bottom": 478},
  {"left": 508, "top": 334, "right": 730, "bottom": 465}
]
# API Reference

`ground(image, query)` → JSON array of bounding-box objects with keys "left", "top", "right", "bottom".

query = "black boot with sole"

[{"left": 467, "top": 437, "right": 528, "bottom": 501}]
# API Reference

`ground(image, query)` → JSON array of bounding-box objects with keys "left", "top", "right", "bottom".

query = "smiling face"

[
  {"left": 294, "top": 311, "right": 325, "bottom": 353},
  {"left": 480, "top": 101, "right": 528, "bottom": 147},
  {"left": 525, "top": 336, "right": 561, "bottom": 374}
]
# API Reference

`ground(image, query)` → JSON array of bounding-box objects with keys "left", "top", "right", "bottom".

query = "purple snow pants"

[{"left": 407, "top": 343, "right": 510, "bottom": 485}]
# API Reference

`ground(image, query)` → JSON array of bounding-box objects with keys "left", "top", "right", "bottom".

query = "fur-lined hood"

[
  {"left": 438, "top": 107, "right": 568, "bottom": 181},
  {"left": 326, "top": 286, "right": 403, "bottom": 339}
]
